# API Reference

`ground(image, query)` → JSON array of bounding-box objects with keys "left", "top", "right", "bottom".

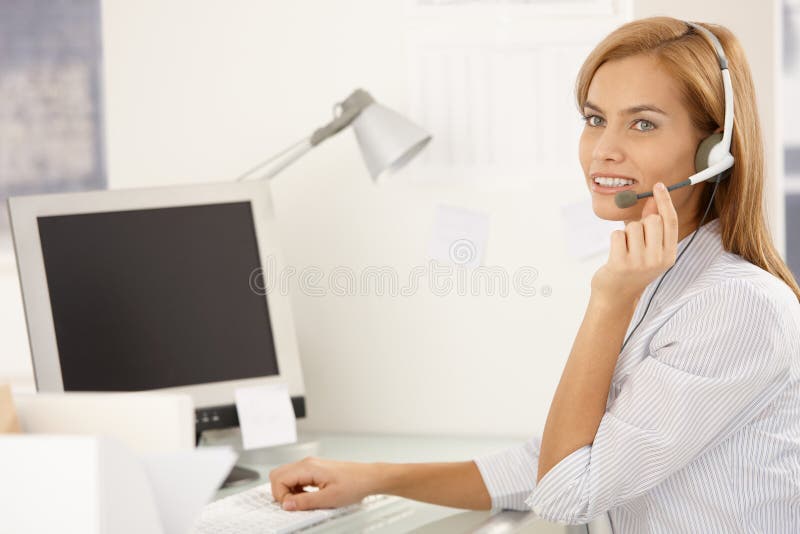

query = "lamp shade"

[
  {"left": 351, "top": 102, "right": 432, "bottom": 180},
  {"left": 237, "top": 88, "right": 432, "bottom": 183}
]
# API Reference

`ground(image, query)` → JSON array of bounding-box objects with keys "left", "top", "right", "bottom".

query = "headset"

[
  {"left": 615, "top": 21, "right": 735, "bottom": 209},
  {"left": 619, "top": 21, "right": 734, "bottom": 352}
]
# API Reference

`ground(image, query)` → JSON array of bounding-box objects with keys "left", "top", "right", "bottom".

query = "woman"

[{"left": 268, "top": 17, "right": 800, "bottom": 532}]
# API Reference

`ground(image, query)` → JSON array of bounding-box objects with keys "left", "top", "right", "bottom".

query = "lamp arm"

[
  {"left": 235, "top": 89, "right": 376, "bottom": 182},
  {"left": 310, "top": 89, "right": 374, "bottom": 146},
  {"left": 258, "top": 139, "right": 313, "bottom": 180},
  {"left": 235, "top": 135, "right": 311, "bottom": 182},
  {"left": 309, "top": 109, "right": 358, "bottom": 146}
]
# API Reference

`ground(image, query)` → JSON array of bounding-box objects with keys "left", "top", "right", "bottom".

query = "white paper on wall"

[
  {"left": 427, "top": 204, "right": 490, "bottom": 268},
  {"left": 403, "top": 0, "right": 633, "bottom": 188}
]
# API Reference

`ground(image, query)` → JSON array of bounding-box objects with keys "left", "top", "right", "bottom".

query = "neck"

[{"left": 678, "top": 219, "right": 700, "bottom": 242}]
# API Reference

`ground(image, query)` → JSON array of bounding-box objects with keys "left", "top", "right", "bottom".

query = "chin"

[{"left": 590, "top": 196, "right": 641, "bottom": 221}]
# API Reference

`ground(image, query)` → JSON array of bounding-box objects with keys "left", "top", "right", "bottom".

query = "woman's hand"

[
  {"left": 268, "top": 457, "right": 377, "bottom": 511},
  {"left": 591, "top": 182, "right": 679, "bottom": 303}
]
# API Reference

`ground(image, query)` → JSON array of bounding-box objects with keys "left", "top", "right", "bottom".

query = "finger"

[
  {"left": 283, "top": 488, "right": 330, "bottom": 511},
  {"left": 269, "top": 465, "right": 297, "bottom": 504},
  {"left": 269, "top": 467, "right": 289, "bottom": 504},
  {"left": 642, "top": 213, "right": 663, "bottom": 250},
  {"left": 270, "top": 465, "right": 318, "bottom": 505},
  {"left": 609, "top": 229, "right": 627, "bottom": 264},
  {"left": 653, "top": 182, "right": 678, "bottom": 249},
  {"left": 625, "top": 221, "right": 644, "bottom": 261},
  {"left": 640, "top": 195, "right": 658, "bottom": 219}
]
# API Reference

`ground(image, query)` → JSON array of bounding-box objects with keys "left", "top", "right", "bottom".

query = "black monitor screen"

[{"left": 36, "top": 201, "right": 279, "bottom": 391}]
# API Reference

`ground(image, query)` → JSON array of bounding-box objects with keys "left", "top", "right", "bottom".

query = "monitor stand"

[
  {"left": 198, "top": 427, "right": 321, "bottom": 489},
  {"left": 223, "top": 465, "right": 260, "bottom": 488}
]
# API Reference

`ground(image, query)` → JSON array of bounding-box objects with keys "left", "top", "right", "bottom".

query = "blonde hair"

[{"left": 575, "top": 16, "right": 800, "bottom": 301}]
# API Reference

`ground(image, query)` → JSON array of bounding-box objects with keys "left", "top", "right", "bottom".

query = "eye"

[
  {"left": 582, "top": 114, "right": 604, "bottom": 127},
  {"left": 633, "top": 119, "right": 656, "bottom": 132}
]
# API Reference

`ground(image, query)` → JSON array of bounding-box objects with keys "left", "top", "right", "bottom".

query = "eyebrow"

[{"left": 583, "top": 100, "right": 668, "bottom": 116}]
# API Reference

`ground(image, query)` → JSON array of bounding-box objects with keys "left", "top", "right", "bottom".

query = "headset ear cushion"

[{"left": 695, "top": 132, "right": 724, "bottom": 173}]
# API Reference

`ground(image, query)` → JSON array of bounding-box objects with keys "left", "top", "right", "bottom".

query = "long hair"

[{"left": 575, "top": 16, "right": 800, "bottom": 301}]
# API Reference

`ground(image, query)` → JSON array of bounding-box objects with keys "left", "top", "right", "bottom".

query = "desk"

[{"left": 208, "top": 431, "right": 589, "bottom": 534}]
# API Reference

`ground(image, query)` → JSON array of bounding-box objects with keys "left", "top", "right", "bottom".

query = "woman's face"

[{"left": 579, "top": 54, "right": 709, "bottom": 227}]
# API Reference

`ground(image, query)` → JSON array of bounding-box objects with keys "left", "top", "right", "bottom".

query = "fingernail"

[
  {"left": 656, "top": 182, "right": 666, "bottom": 192},
  {"left": 283, "top": 500, "right": 296, "bottom": 511}
]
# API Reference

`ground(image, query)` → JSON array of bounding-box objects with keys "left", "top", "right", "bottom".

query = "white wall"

[{"left": 0, "top": 0, "right": 783, "bottom": 438}]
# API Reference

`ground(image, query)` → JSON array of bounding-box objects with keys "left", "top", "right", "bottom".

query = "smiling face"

[{"left": 579, "top": 54, "right": 710, "bottom": 229}]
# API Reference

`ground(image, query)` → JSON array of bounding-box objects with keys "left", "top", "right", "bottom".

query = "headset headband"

[{"left": 685, "top": 21, "right": 734, "bottom": 157}]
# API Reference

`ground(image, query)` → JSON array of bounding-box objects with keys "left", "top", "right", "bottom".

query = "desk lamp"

[
  {"left": 215, "top": 89, "right": 431, "bottom": 484},
  {"left": 234, "top": 88, "right": 432, "bottom": 182}
]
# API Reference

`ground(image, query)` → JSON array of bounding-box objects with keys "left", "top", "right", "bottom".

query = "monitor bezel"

[{"left": 8, "top": 180, "right": 306, "bottom": 411}]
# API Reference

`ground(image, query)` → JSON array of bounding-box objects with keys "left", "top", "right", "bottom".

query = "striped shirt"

[{"left": 473, "top": 218, "right": 800, "bottom": 533}]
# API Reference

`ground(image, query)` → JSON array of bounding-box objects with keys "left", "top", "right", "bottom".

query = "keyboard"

[{"left": 191, "top": 483, "right": 405, "bottom": 534}]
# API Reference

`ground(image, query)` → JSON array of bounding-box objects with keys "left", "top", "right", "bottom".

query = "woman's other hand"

[
  {"left": 268, "top": 457, "right": 377, "bottom": 511},
  {"left": 591, "top": 182, "right": 679, "bottom": 303}
]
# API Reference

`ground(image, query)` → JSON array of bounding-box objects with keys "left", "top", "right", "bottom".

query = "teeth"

[{"left": 594, "top": 177, "right": 635, "bottom": 187}]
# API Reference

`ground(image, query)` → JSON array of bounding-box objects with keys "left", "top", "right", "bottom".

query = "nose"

[{"left": 591, "top": 128, "right": 625, "bottom": 163}]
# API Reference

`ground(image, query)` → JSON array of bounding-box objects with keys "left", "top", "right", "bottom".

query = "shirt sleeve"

[
  {"left": 472, "top": 435, "right": 541, "bottom": 511},
  {"left": 525, "top": 278, "right": 797, "bottom": 525}
]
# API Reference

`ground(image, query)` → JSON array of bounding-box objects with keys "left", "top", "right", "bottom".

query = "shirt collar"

[{"left": 676, "top": 217, "right": 722, "bottom": 256}]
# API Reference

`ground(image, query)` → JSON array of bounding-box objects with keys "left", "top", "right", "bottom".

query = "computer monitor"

[{"left": 7, "top": 181, "right": 306, "bottom": 443}]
